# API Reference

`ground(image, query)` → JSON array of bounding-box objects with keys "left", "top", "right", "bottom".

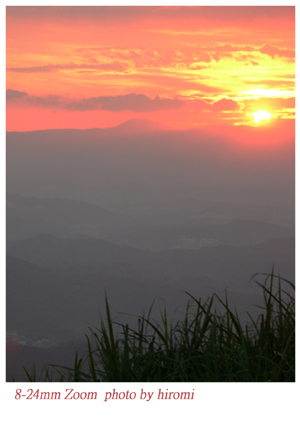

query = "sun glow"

[
  {"left": 6, "top": 7, "right": 295, "bottom": 131},
  {"left": 244, "top": 89, "right": 295, "bottom": 99},
  {"left": 253, "top": 110, "right": 272, "bottom": 124}
]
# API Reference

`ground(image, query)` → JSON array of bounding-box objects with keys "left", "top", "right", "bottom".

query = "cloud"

[
  {"left": 192, "top": 44, "right": 295, "bottom": 63},
  {"left": 6, "top": 88, "right": 239, "bottom": 115},
  {"left": 54, "top": 43, "right": 294, "bottom": 76},
  {"left": 244, "top": 96, "right": 295, "bottom": 111},
  {"left": 188, "top": 64, "right": 207, "bottom": 70},
  {"left": 191, "top": 98, "right": 240, "bottom": 112},
  {"left": 244, "top": 78, "right": 295, "bottom": 90},
  {"left": 25, "top": 94, "right": 63, "bottom": 107},
  {"left": 6, "top": 89, "right": 64, "bottom": 107},
  {"left": 7, "top": 6, "right": 294, "bottom": 24},
  {"left": 7, "top": 62, "right": 127, "bottom": 73},
  {"left": 6, "top": 89, "right": 185, "bottom": 113},
  {"left": 67, "top": 94, "right": 186, "bottom": 112},
  {"left": 211, "top": 98, "right": 240, "bottom": 112},
  {"left": 259, "top": 44, "right": 295, "bottom": 59},
  {"left": 6, "top": 89, "right": 28, "bottom": 100},
  {"left": 7, "top": 66, "right": 57, "bottom": 73}
]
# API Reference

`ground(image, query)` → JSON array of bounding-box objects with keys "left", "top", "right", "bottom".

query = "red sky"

[{"left": 6, "top": 6, "right": 295, "bottom": 134}]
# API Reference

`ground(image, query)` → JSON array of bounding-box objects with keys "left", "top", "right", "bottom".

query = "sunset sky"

[{"left": 6, "top": 6, "right": 295, "bottom": 134}]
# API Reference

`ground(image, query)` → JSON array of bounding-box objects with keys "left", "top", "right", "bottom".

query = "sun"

[{"left": 253, "top": 110, "right": 272, "bottom": 124}]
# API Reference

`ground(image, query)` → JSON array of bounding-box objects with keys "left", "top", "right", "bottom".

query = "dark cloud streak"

[
  {"left": 7, "top": 6, "right": 294, "bottom": 24},
  {"left": 6, "top": 89, "right": 28, "bottom": 100},
  {"left": 191, "top": 98, "right": 240, "bottom": 112},
  {"left": 67, "top": 93, "right": 186, "bottom": 112},
  {"left": 7, "top": 61, "right": 127, "bottom": 73},
  {"left": 6, "top": 90, "right": 64, "bottom": 107},
  {"left": 6, "top": 89, "right": 242, "bottom": 114}
]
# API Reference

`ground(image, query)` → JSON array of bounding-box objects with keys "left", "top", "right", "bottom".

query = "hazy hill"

[
  {"left": 105, "top": 218, "right": 294, "bottom": 251},
  {"left": 7, "top": 236, "right": 294, "bottom": 343},
  {"left": 6, "top": 121, "right": 295, "bottom": 381},
  {"left": 7, "top": 193, "right": 294, "bottom": 246},
  {"left": 7, "top": 233, "right": 152, "bottom": 266},
  {"left": 7, "top": 193, "right": 130, "bottom": 240},
  {"left": 6, "top": 254, "right": 181, "bottom": 342},
  {"left": 7, "top": 124, "right": 294, "bottom": 208},
  {"left": 112, "top": 118, "right": 170, "bottom": 134},
  {"left": 7, "top": 233, "right": 294, "bottom": 280}
]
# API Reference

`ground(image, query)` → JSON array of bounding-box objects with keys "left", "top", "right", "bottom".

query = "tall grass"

[{"left": 23, "top": 273, "right": 295, "bottom": 382}]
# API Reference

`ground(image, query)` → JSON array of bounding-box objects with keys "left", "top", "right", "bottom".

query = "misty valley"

[{"left": 6, "top": 123, "right": 295, "bottom": 381}]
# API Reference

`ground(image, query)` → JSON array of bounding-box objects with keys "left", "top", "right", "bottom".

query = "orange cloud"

[{"left": 6, "top": 6, "right": 295, "bottom": 131}]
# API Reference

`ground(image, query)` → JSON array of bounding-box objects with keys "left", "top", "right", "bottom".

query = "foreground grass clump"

[{"left": 24, "top": 273, "right": 295, "bottom": 382}]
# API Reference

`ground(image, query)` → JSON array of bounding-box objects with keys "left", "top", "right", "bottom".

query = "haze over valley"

[{"left": 6, "top": 122, "right": 294, "bottom": 380}]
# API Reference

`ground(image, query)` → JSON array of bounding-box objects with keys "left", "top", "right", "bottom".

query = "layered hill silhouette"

[
  {"left": 7, "top": 193, "right": 294, "bottom": 247},
  {"left": 7, "top": 121, "right": 294, "bottom": 208},
  {"left": 7, "top": 193, "right": 131, "bottom": 240},
  {"left": 7, "top": 235, "right": 294, "bottom": 343},
  {"left": 6, "top": 120, "right": 295, "bottom": 381}
]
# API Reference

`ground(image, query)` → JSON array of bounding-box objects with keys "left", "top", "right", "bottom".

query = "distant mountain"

[
  {"left": 7, "top": 124, "right": 294, "bottom": 208},
  {"left": 105, "top": 218, "right": 294, "bottom": 251},
  {"left": 7, "top": 233, "right": 294, "bottom": 273},
  {"left": 112, "top": 118, "right": 170, "bottom": 134},
  {"left": 6, "top": 254, "right": 180, "bottom": 342},
  {"left": 7, "top": 233, "right": 152, "bottom": 266},
  {"left": 7, "top": 192, "right": 294, "bottom": 246},
  {"left": 7, "top": 193, "right": 131, "bottom": 240},
  {"left": 7, "top": 236, "right": 294, "bottom": 344},
  {"left": 7, "top": 233, "right": 294, "bottom": 290}
]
